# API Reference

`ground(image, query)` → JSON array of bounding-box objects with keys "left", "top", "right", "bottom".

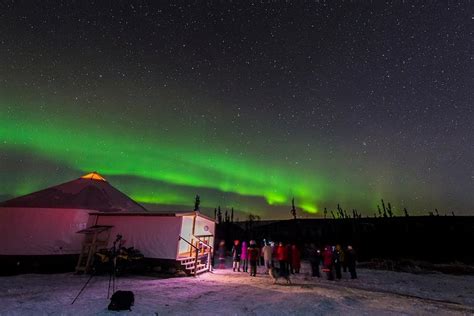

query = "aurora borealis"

[{"left": 0, "top": 2, "right": 472, "bottom": 218}]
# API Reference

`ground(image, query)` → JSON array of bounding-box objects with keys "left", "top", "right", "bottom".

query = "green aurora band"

[
  {"left": 1, "top": 103, "right": 350, "bottom": 214},
  {"left": 2, "top": 91, "right": 414, "bottom": 219}
]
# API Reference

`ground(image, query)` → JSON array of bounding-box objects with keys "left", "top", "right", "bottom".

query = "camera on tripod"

[{"left": 72, "top": 233, "right": 125, "bottom": 305}]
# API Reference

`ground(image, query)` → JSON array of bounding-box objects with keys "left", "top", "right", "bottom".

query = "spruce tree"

[
  {"left": 194, "top": 195, "right": 200, "bottom": 212},
  {"left": 290, "top": 197, "right": 297, "bottom": 220}
]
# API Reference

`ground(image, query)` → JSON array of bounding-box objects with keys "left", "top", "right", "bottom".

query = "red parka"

[
  {"left": 276, "top": 244, "right": 287, "bottom": 261},
  {"left": 322, "top": 247, "right": 333, "bottom": 268},
  {"left": 291, "top": 246, "right": 301, "bottom": 269}
]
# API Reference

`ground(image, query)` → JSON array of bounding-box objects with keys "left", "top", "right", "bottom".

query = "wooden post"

[
  {"left": 191, "top": 212, "right": 197, "bottom": 257},
  {"left": 207, "top": 250, "right": 211, "bottom": 271},
  {"left": 194, "top": 247, "right": 198, "bottom": 277}
]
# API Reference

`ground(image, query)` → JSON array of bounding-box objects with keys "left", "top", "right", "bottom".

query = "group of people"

[
  {"left": 231, "top": 240, "right": 302, "bottom": 277},
  {"left": 217, "top": 239, "right": 277, "bottom": 276},
  {"left": 275, "top": 242, "right": 301, "bottom": 274},
  {"left": 309, "top": 244, "right": 357, "bottom": 280},
  {"left": 230, "top": 240, "right": 260, "bottom": 276},
  {"left": 217, "top": 239, "right": 357, "bottom": 280},
  {"left": 217, "top": 240, "right": 303, "bottom": 276}
]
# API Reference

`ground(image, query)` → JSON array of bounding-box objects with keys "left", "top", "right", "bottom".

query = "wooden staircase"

[
  {"left": 177, "top": 255, "right": 209, "bottom": 275},
  {"left": 178, "top": 235, "right": 213, "bottom": 276}
]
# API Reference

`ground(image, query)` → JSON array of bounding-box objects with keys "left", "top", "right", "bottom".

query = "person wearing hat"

[
  {"left": 241, "top": 241, "right": 249, "bottom": 272},
  {"left": 247, "top": 240, "right": 260, "bottom": 277},
  {"left": 322, "top": 245, "right": 335, "bottom": 280},
  {"left": 308, "top": 243, "right": 321, "bottom": 277},
  {"left": 346, "top": 245, "right": 357, "bottom": 279},
  {"left": 231, "top": 240, "right": 241, "bottom": 272},
  {"left": 276, "top": 242, "right": 288, "bottom": 274},
  {"left": 291, "top": 244, "right": 301, "bottom": 274},
  {"left": 217, "top": 240, "right": 226, "bottom": 269},
  {"left": 261, "top": 242, "right": 273, "bottom": 273}
]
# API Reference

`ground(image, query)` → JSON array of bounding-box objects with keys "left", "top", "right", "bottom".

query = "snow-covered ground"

[{"left": 1, "top": 262, "right": 473, "bottom": 315}]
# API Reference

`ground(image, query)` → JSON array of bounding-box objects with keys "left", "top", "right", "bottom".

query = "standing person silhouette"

[
  {"left": 231, "top": 240, "right": 241, "bottom": 272},
  {"left": 241, "top": 241, "right": 248, "bottom": 272},
  {"left": 248, "top": 240, "right": 259, "bottom": 277},
  {"left": 346, "top": 245, "right": 357, "bottom": 279},
  {"left": 217, "top": 240, "right": 226, "bottom": 269}
]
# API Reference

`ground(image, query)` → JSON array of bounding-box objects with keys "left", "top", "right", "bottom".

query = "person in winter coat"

[
  {"left": 272, "top": 242, "right": 277, "bottom": 267},
  {"left": 241, "top": 241, "right": 248, "bottom": 272},
  {"left": 340, "top": 245, "right": 347, "bottom": 272},
  {"left": 231, "top": 240, "right": 241, "bottom": 272},
  {"left": 276, "top": 242, "right": 287, "bottom": 273},
  {"left": 309, "top": 244, "right": 322, "bottom": 277},
  {"left": 334, "top": 244, "right": 343, "bottom": 279},
  {"left": 322, "top": 246, "right": 334, "bottom": 280},
  {"left": 286, "top": 243, "right": 293, "bottom": 274},
  {"left": 262, "top": 242, "right": 273, "bottom": 273},
  {"left": 247, "top": 240, "right": 260, "bottom": 277},
  {"left": 291, "top": 245, "right": 301, "bottom": 274},
  {"left": 346, "top": 245, "right": 357, "bottom": 279},
  {"left": 259, "top": 241, "right": 265, "bottom": 266},
  {"left": 217, "top": 240, "right": 226, "bottom": 269}
]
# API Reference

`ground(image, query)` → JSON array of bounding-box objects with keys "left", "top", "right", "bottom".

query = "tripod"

[
  {"left": 71, "top": 234, "right": 123, "bottom": 304},
  {"left": 107, "top": 234, "right": 122, "bottom": 299}
]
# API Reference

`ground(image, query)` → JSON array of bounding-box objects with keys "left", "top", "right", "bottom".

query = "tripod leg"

[
  {"left": 112, "top": 258, "right": 116, "bottom": 294},
  {"left": 107, "top": 270, "right": 112, "bottom": 298},
  {"left": 71, "top": 273, "right": 94, "bottom": 305},
  {"left": 107, "top": 259, "right": 114, "bottom": 299},
  {"left": 108, "top": 258, "right": 118, "bottom": 298}
]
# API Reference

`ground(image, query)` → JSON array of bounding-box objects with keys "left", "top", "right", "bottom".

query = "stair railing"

[
  {"left": 192, "top": 235, "right": 213, "bottom": 272},
  {"left": 178, "top": 236, "right": 199, "bottom": 276}
]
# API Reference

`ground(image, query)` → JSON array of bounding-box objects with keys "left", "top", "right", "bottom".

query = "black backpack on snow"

[{"left": 108, "top": 290, "right": 135, "bottom": 311}]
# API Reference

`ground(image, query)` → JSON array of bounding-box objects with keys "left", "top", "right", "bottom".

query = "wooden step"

[
  {"left": 183, "top": 262, "right": 198, "bottom": 268},
  {"left": 186, "top": 263, "right": 205, "bottom": 271},
  {"left": 195, "top": 267, "right": 209, "bottom": 274},
  {"left": 178, "top": 256, "right": 210, "bottom": 275},
  {"left": 189, "top": 266, "right": 209, "bottom": 275}
]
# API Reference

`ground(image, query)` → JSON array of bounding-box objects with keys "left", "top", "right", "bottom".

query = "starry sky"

[{"left": 0, "top": 1, "right": 472, "bottom": 219}]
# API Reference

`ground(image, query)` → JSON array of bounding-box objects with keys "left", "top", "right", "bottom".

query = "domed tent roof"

[{"left": 0, "top": 172, "right": 147, "bottom": 213}]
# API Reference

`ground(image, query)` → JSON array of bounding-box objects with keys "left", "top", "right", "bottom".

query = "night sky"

[{"left": 0, "top": 2, "right": 472, "bottom": 219}]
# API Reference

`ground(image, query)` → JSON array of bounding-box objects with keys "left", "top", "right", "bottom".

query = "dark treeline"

[
  {"left": 211, "top": 198, "right": 459, "bottom": 224},
  {"left": 208, "top": 197, "right": 472, "bottom": 263},
  {"left": 215, "top": 216, "right": 474, "bottom": 265},
  {"left": 323, "top": 199, "right": 456, "bottom": 219}
]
